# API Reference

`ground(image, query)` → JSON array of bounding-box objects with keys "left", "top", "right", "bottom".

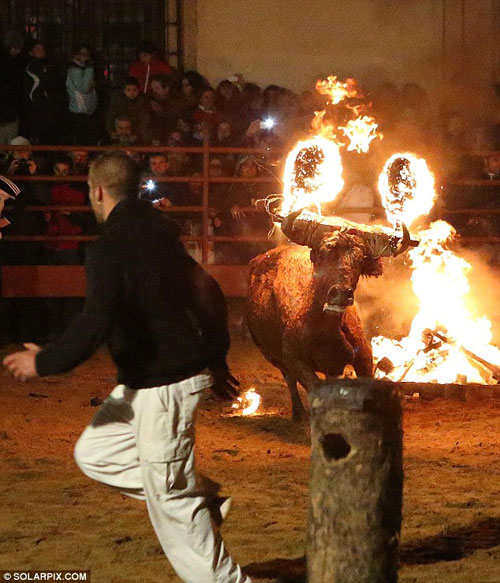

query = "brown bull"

[{"left": 246, "top": 209, "right": 415, "bottom": 420}]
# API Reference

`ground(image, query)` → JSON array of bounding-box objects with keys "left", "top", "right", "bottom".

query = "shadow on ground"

[{"left": 243, "top": 517, "right": 500, "bottom": 581}]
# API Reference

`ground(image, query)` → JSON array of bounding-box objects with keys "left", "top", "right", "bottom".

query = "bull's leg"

[{"left": 283, "top": 372, "right": 307, "bottom": 422}]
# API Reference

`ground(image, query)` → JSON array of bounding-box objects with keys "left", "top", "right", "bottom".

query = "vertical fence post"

[
  {"left": 308, "top": 379, "right": 403, "bottom": 583},
  {"left": 202, "top": 132, "right": 210, "bottom": 264}
]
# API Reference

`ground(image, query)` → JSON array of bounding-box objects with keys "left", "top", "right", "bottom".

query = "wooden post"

[{"left": 308, "top": 379, "right": 403, "bottom": 583}]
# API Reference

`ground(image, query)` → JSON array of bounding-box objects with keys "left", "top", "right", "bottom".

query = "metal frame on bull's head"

[
  {"left": 276, "top": 208, "right": 415, "bottom": 258},
  {"left": 274, "top": 208, "right": 417, "bottom": 313}
]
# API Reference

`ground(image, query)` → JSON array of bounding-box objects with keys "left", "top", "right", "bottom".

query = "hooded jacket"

[{"left": 66, "top": 60, "right": 97, "bottom": 115}]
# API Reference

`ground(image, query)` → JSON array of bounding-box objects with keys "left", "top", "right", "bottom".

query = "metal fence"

[{"left": 1, "top": 141, "right": 499, "bottom": 297}]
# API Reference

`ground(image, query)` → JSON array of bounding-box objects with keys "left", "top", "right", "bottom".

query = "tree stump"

[{"left": 308, "top": 379, "right": 403, "bottom": 583}]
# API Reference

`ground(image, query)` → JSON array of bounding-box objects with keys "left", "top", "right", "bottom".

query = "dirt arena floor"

[{"left": 2, "top": 307, "right": 500, "bottom": 583}]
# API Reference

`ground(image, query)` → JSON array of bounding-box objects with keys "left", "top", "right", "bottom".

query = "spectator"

[
  {"left": 179, "top": 70, "right": 210, "bottom": 118},
  {"left": 22, "top": 40, "right": 59, "bottom": 144},
  {"left": 215, "top": 80, "right": 242, "bottom": 130},
  {"left": 42, "top": 156, "right": 85, "bottom": 337},
  {"left": 146, "top": 73, "right": 184, "bottom": 143},
  {"left": 240, "top": 82, "right": 264, "bottom": 130},
  {"left": 4, "top": 136, "right": 39, "bottom": 177},
  {"left": 66, "top": 43, "right": 98, "bottom": 144},
  {"left": 139, "top": 153, "right": 191, "bottom": 207},
  {"left": 69, "top": 149, "right": 90, "bottom": 175},
  {"left": 192, "top": 88, "right": 224, "bottom": 140},
  {"left": 128, "top": 41, "right": 172, "bottom": 95},
  {"left": 214, "top": 155, "right": 273, "bottom": 263},
  {"left": 106, "top": 76, "right": 150, "bottom": 140},
  {"left": 263, "top": 84, "right": 282, "bottom": 119},
  {"left": 0, "top": 30, "right": 25, "bottom": 144},
  {"left": 110, "top": 115, "right": 140, "bottom": 146}
]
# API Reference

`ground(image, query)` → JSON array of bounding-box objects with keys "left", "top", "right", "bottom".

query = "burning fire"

[
  {"left": 373, "top": 156, "right": 500, "bottom": 385},
  {"left": 280, "top": 136, "right": 344, "bottom": 215},
  {"left": 339, "top": 114, "right": 380, "bottom": 154},
  {"left": 316, "top": 76, "right": 358, "bottom": 105},
  {"left": 279, "top": 75, "right": 382, "bottom": 217},
  {"left": 231, "top": 388, "right": 262, "bottom": 415},
  {"left": 378, "top": 153, "right": 436, "bottom": 228}
]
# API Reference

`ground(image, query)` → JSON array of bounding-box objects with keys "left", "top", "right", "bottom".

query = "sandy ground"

[{"left": 1, "top": 320, "right": 500, "bottom": 583}]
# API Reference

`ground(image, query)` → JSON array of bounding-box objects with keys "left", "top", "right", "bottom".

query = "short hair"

[
  {"left": 149, "top": 152, "right": 168, "bottom": 162},
  {"left": 88, "top": 151, "right": 141, "bottom": 201},
  {"left": 53, "top": 155, "right": 73, "bottom": 171},
  {"left": 72, "top": 43, "right": 90, "bottom": 56},
  {"left": 150, "top": 73, "right": 171, "bottom": 89},
  {"left": 124, "top": 76, "right": 139, "bottom": 88}
]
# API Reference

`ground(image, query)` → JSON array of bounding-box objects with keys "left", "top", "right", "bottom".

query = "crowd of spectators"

[{"left": 1, "top": 34, "right": 499, "bottom": 341}]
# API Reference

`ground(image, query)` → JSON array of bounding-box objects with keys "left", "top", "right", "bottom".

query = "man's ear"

[{"left": 96, "top": 185, "right": 104, "bottom": 204}]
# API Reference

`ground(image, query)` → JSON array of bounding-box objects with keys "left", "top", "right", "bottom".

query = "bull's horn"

[
  {"left": 391, "top": 223, "right": 419, "bottom": 256},
  {"left": 363, "top": 223, "right": 418, "bottom": 258},
  {"left": 280, "top": 208, "right": 333, "bottom": 248}
]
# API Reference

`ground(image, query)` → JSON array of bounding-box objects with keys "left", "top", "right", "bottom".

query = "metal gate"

[{"left": 1, "top": 0, "right": 183, "bottom": 86}]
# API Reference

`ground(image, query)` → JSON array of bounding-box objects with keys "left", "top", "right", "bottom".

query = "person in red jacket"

[{"left": 128, "top": 41, "right": 172, "bottom": 95}]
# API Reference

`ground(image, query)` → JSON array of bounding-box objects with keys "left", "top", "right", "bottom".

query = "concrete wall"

[{"left": 185, "top": 0, "right": 498, "bottom": 118}]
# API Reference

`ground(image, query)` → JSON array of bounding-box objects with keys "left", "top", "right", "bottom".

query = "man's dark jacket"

[{"left": 36, "top": 198, "right": 229, "bottom": 388}]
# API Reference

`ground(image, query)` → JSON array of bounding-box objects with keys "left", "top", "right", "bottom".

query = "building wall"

[{"left": 186, "top": 0, "right": 498, "bottom": 118}]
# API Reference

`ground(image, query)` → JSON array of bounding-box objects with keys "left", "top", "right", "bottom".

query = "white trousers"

[{"left": 74, "top": 373, "right": 251, "bottom": 583}]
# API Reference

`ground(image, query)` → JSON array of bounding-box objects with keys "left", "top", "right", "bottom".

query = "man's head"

[
  {"left": 53, "top": 156, "right": 73, "bottom": 177},
  {"left": 151, "top": 74, "right": 170, "bottom": 101},
  {"left": 72, "top": 43, "right": 91, "bottom": 65},
  {"left": 138, "top": 41, "right": 157, "bottom": 64},
  {"left": 27, "top": 40, "right": 46, "bottom": 60},
  {"left": 88, "top": 152, "right": 141, "bottom": 223},
  {"left": 10, "top": 136, "right": 32, "bottom": 161},
  {"left": 123, "top": 77, "right": 140, "bottom": 100},
  {"left": 114, "top": 116, "right": 134, "bottom": 137},
  {"left": 149, "top": 153, "right": 169, "bottom": 176}
]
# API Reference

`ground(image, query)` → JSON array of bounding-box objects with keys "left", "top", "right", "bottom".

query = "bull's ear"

[{"left": 361, "top": 256, "right": 383, "bottom": 277}]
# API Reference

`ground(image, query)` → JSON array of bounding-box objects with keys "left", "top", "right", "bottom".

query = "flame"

[
  {"left": 231, "top": 388, "right": 262, "bottom": 415},
  {"left": 280, "top": 135, "right": 344, "bottom": 216},
  {"left": 372, "top": 154, "right": 500, "bottom": 385},
  {"left": 339, "top": 114, "right": 381, "bottom": 154},
  {"left": 378, "top": 153, "right": 436, "bottom": 228},
  {"left": 316, "top": 76, "right": 358, "bottom": 105}
]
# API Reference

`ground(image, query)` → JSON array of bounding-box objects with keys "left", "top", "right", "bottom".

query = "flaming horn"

[{"left": 275, "top": 209, "right": 417, "bottom": 257}]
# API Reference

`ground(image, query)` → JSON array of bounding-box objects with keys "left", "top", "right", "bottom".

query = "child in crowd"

[
  {"left": 66, "top": 43, "right": 98, "bottom": 144},
  {"left": 128, "top": 41, "right": 172, "bottom": 95},
  {"left": 106, "top": 77, "right": 150, "bottom": 140},
  {"left": 192, "top": 87, "right": 224, "bottom": 141}
]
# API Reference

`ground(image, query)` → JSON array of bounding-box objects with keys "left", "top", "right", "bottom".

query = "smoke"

[
  {"left": 455, "top": 245, "right": 500, "bottom": 345},
  {"left": 356, "top": 254, "right": 418, "bottom": 341}
]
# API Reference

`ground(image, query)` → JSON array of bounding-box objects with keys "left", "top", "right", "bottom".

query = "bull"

[{"left": 246, "top": 209, "right": 415, "bottom": 420}]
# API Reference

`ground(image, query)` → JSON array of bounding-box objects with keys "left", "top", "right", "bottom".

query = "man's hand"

[
  {"left": 3, "top": 343, "right": 41, "bottom": 382},
  {"left": 210, "top": 366, "right": 240, "bottom": 402}
]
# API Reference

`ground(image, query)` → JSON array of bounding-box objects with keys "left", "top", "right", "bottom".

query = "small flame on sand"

[
  {"left": 373, "top": 154, "right": 500, "bottom": 385},
  {"left": 231, "top": 388, "right": 262, "bottom": 416}
]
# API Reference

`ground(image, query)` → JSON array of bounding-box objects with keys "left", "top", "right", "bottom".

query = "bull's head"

[{"left": 276, "top": 208, "right": 417, "bottom": 314}]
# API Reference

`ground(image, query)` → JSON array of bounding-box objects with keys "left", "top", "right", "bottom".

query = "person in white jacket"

[{"left": 66, "top": 43, "right": 98, "bottom": 144}]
